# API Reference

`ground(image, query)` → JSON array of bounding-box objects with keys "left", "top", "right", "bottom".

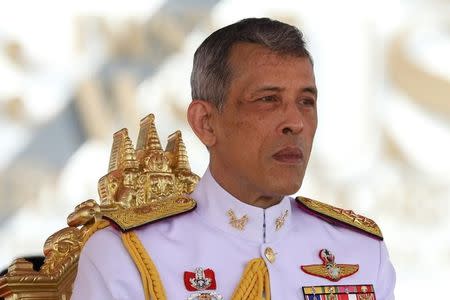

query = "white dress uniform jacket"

[{"left": 72, "top": 169, "right": 396, "bottom": 299}]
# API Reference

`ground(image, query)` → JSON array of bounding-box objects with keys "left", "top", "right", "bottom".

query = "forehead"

[
  {"left": 230, "top": 42, "right": 312, "bottom": 72},
  {"left": 228, "top": 42, "right": 315, "bottom": 88},
  {"left": 229, "top": 42, "right": 287, "bottom": 62}
]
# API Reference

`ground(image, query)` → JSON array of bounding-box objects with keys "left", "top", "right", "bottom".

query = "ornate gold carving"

[
  {"left": 296, "top": 197, "right": 383, "bottom": 239},
  {"left": 227, "top": 209, "right": 249, "bottom": 231},
  {"left": 67, "top": 199, "right": 101, "bottom": 227},
  {"left": 0, "top": 113, "right": 200, "bottom": 299},
  {"left": 275, "top": 209, "right": 289, "bottom": 231},
  {"left": 98, "top": 114, "right": 199, "bottom": 230},
  {"left": 5, "top": 259, "right": 36, "bottom": 276},
  {"left": 103, "top": 195, "right": 196, "bottom": 231},
  {"left": 0, "top": 199, "right": 108, "bottom": 300},
  {"left": 99, "top": 115, "right": 199, "bottom": 209}
]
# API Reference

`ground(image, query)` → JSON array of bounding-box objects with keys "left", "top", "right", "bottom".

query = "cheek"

[
  {"left": 231, "top": 122, "right": 261, "bottom": 153},
  {"left": 220, "top": 110, "right": 272, "bottom": 156},
  {"left": 307, "top": 122, "right": 318, "bottom": 143},
  {"left": 232, "top": 119, "right": 247, "bottom": 136},
  {"left": 224, "top": 118, "right": 252, "bottom": 139},
  {"left": 303, "top": 114, "right": 318, "bottom": 137}
]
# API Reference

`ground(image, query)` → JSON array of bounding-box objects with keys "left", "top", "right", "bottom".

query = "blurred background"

[{"left": 0, "top": 0, "right": 449, "bottom": 298}]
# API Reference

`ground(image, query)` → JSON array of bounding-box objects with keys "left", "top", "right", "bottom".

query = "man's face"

[{"left": 209, "top": 43, "right": 318, "bottom": 204}]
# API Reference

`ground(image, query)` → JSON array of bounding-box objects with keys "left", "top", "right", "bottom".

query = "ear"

[{"left": 187, "top": 100, "right": 217, "bottom": 147}]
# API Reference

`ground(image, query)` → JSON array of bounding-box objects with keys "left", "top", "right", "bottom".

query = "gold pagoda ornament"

[{"left": 99, "top": 114, "right": 199, "bottom": 231}]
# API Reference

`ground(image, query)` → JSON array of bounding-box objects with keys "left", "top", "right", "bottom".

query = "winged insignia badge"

[{"left": 301, "top": 249, "right": 359, "bottom": 281}]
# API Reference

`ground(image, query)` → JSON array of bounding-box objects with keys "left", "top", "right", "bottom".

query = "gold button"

[{"left": 264, "top": 247, "right": 276, "bottom": 263}]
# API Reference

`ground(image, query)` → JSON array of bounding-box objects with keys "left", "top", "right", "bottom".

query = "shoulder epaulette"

[
  {"left": 296, "top": 196, "right": 383, "bottom": 240},
  {"left": 101, "top": 195, "right": 197, "bottom": 232}
]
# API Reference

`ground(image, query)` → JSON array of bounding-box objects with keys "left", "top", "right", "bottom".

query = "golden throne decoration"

[{"left": 0, "top": 114, "right": 199, "bottom": 300}]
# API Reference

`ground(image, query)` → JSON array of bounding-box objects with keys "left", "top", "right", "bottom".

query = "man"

[{"left": 72, "top": 18, "right": 395, "bottom": 299}]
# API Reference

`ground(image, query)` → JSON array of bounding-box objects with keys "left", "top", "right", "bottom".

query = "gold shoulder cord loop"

[
  {"left": 231, "top": 258, "right": 271, "bottom": 300},
  {"left": 121, "top": 231, "right": 167, "bottom": 300}
]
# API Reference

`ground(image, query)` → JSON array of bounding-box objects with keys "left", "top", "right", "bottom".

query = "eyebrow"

[
  {"left": 303, "top": 86, "right": 318, "bottom": 97},
  {"left": 251, "top": 85, "right": 318, "bottom": 97}
]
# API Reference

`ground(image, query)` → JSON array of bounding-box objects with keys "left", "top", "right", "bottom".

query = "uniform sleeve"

[
  {"left": 71, "top": 249, "right": 114, "bottom": 300},
  {"left": 70, "top": 227, "right": 144, "bottom": 300},
  {"left": 375, "top": 240, "right": 396, "bottom": 300}
]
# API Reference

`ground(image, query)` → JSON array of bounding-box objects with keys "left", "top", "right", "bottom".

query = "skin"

[{"left": 188, "top": 42, "right": 318, "bottom": 209}]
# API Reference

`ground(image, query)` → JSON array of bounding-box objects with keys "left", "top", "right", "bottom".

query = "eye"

[
  {"left": 258, "top": 95, "right": 278, "bottom": 102},
  {"left": 300, "top": 98, "right": 316, "bottom": 107}
]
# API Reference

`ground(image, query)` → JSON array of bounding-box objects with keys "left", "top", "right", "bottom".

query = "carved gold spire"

[
  {"left": 165, "top": 130, "right": 200, "bottom": 195},
  {"left": 108, "top": 129, "right": 125, "bottom": 172},
  {"left": 100, "top": 129, "right": 139, "bottom": 206},
  {"left": 122, "top": 134, "right": 139, "bottom": 170},
  {"left": 136, "top": 114, "right": 162, "bottom": 152},
  {"left": 166, "top": 130, "right": 191, "bottom": 171},
  {"left": 107, "top": 128, "right": 139, "bottom": 172}
]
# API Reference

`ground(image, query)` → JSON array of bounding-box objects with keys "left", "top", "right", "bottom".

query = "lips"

[{"left": 272, "top": 147, "right": 304, "bottom": 164}]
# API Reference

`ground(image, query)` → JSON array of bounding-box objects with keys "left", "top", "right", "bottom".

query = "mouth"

[{"left": 272, "top": 146, "right": 304, "bottom": 164}]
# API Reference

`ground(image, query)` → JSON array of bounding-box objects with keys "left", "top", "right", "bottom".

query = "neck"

[
  {"left": 245, "top": 196, "right": 284, "bottom": 209},
  {"left": 209, "top": 166, "right": 283, "bottom": 209}
]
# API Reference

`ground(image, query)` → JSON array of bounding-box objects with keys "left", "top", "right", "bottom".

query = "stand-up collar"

[{"left": 191, "top": 168, "right": 292, "bottom": 244}]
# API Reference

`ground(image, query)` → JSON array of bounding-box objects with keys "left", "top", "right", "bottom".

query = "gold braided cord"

[
  {"left": 81, "top": 219, "right": 111, "bottom": 244},
  {"left": 122, "top": 233, "right": 151, "bottom": 300},
  {"left": 121, "top": 231, "right": 167, "bottom": 300},
  {"left": 231, "top": 258, "right": 271, "bottom": 300},
  {"left": 264, "top": 265, "right": 271, "bottom": 299}
]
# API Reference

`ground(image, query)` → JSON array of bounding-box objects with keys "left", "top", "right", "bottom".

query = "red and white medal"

[{"left": 184, "top": 267, "right": 223, "bottom": 300}]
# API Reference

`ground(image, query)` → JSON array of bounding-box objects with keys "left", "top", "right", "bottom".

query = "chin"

[
  {"left": 268, "top": 180, "right": 303, "bottom": 197},
  {"left": 283, "top": 183, "right": 302, "bottom": 195},
  {"left": 261, "top": 166, "right": 306, "bottom": 196},
  {"left": 274, "top": 170, "right": 304, "bottom": 193}
]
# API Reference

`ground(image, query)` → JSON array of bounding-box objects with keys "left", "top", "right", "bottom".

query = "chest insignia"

[
  {"left": 301, "top": 249, "right": 359, "bottom": 281},
  {"left": 187, "top": 291, "right": 223, "bottom": 300},
  {"left": 302, "top": 284, "right": 376, "bottom": 299},
  {"left": 184, "top": 267, "right": 223, "bottom": 300},
  {"left": 227, "top": 209, "right": 249, "bottom": 231},
  {"left": 275, "top": 209, "right": 289, "bottom": 231}
]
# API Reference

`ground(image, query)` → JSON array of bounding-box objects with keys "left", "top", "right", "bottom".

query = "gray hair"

[{"left": 190, "top": 17, "right": 312, "bottom": 110}]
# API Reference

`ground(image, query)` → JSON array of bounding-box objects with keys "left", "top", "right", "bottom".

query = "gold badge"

[
  {"left": 227, "top": 209, "right": 249, "bottom": 231},
  {"left": 264, "top": 247, "right": 276, "bottom": 263},
  {"left": 301, "top": 249, "right": 359, "bottom": 281},
  {"left": 275, "top": 209, "right": 289, "bottom": 231}
]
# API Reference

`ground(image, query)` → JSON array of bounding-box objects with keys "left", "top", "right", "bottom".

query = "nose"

[{"left": 279, "top": 105, "right": 304, "bottom": 135}]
